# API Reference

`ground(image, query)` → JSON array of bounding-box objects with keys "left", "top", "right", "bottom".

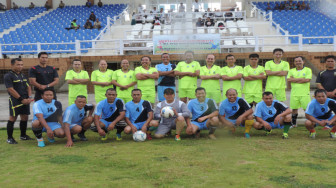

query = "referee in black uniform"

[
  {"left": 4, "top": 58, "right": 34, "bottom": 144},
  {"left": 28, "top": 52, "right": 59, "bottom": 101},
  {"left": 316, "top": 55, "right": 336, "bottom": 100}
]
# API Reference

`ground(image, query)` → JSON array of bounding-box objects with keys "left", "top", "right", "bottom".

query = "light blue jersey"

[
  {"left": 33, "top": 99, "right": 62, "bottom": 122},
  {"left": 306, "top": 98, "right": 336, "bottom": 119},
  {"left": 63, "top": 104, "right": 85, "bottom": 125},
  {"left": 125, "top": 99, "right": 152, "bottom": 127},
  {"left": 254, "top": 100, "right": 288, "bottom": 122},
  {"left": 219, "top": 97, "right": 251, "bottom": 120},
  {"left": 188, "top": 98, "right": 218, "bottom": 122},
  {"left": 155, "top": 63, "right": 176, "bottom": 86},
  {"left": 95, "top": 98, "right": 125, "bottom": 122}
]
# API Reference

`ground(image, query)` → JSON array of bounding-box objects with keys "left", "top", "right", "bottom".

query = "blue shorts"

[
  {"left": 100, "top": 119, "right": 112, "bottom": 129},
  {"left": 157, "top": 86, "right": 176, "bottom": 102},
  {"left": 315, "top": 115, "right": 335, "bottom": 127},
  {"left": 268, "top": 122, "right": 283, "bottom": 129},
  {"left": 192, "top": 120, "right": 208, "bottom": 130},
  {"left": 69, "top": 123, "right": 81, "bottom": 130},
  {"left": 42, "top": 122, "right": 62, "bottom": 132},
  {"left": 133, "top": 122, "right": 146, "bottom": 130}
]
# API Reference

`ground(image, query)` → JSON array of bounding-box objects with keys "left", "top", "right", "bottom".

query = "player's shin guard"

[
  {"left": 19, "top": 121, "right": 28, "bottom": 137},
  {"left": 283, "top": 121, "right": 291, "bottom": 134},
  {"left": 291, "top": 114, "right": 298, "bottom": 125},
  {"left": 32, "top": 127, "right": 43, "bottom": 139},
  {"left": 209, "top": 125, "right": 217, "bottom": 135},
  {"left": 244, "top": 120, "right": 254, "bottom": 133},
  {"left": 7, "top": 120, "right": 14, "bottom": 139},
  {"left": 331, "top": 126, "right": 336, "bottom": 133}
]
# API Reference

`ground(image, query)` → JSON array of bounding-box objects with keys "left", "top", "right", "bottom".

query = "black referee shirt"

[
  {"left": 28, "top": 65, "right": 59, "bottom": 91},
  {"left": 4, "top": 71, "right": 29, "bottom": 102},
  {"left": 316, "top": 69, "right": 336, "bottom": 92}
]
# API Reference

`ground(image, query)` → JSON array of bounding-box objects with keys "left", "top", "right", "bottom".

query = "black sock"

[
  {"left": 102, "top": 127, "right": 108, "bottom": 133},
  {"left": 20, "top": 121, "right": 28, "bottom": 137},
  {"left": 32, "top": 127, "right": 43, "bottom": 139},
  {"left": 196, "top": 129, "right": 201, "bottom": 133},
  {"left": 79, "top": 129, "right": 86, "bottom": 135},
  {"left": 292, "top": 114, "right": 298, "bottom": 125},
  {"left": 209, "top": 126, "right": 217, "bottom": 134},
  {"left": 116, "top": 127, "right": 123, "bottom": 134},
  {"left": 7, "top": 120, "right": 14, "bottom": 139}
]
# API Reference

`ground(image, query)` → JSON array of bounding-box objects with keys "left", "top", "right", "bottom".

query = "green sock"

[
  {"left": 149, "top": 126, "right": 157, "bottom": 132},
  {"left": 283, "top": 122, "right": 291, "bottom": 134}
]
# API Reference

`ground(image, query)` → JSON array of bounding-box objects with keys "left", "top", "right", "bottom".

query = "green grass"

[{"left": 1, "top": 126, "right": 336, "bottom": 188}]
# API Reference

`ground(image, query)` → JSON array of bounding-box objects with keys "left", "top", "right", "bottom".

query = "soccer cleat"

[
  {"left": 244, "top": 133, "right": 250, "bottom": 138},
  {"left": 282, "top": 133, "right": 289, "bottom": 139},
  {"left": 208, "top": 134, "right": 217, "bottom": 140},
  {"left": 146, "top": 133, "right": 152, "bottom": 140},
  {"left": 195, "top": 131, "right": 201, "bottom": 139},
  {"left": 20, "top": 135, "right": 33, "bottom": 140},
  {"left": 116, "top": 134, "right": 122, "bottom": 141},
  {"left": 265, "top": 129, "right": 272, "bottom": 136},
  {"left": 175, "top": 134, "right": 181, "bottom": 141},
  {"left": 329, "top": 132, "right": 336, "bottom": 139},
  {"left": 309, "top": 132, "right": 316, "bottom": 139},
  {"left": 47, "top": 137, "right": 55, "bottom": 143},
  {"left": 78, "top": 133, "right": 88, "bottom": 141},
  {"left": 37, "top": 138, "right": 45, "bottom": 147},
  {"left": 323, "top": 126, "right": 331, "bottom": 130},
  {"left": 101, "top": 135, "right": 108, "bottom": 141},
  {"left": 7, "top": 138, "right": 18, "bottom": 144}
]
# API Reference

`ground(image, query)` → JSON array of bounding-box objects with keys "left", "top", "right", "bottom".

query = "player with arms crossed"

[
  {"left": 219, "top": 89, "right": 254, "bottom": 138},
  {"left": 175, "top": 51, "right": 200, "bottom": 104},
  {"left": 63, "top": 95, "right": 94, "bottom": 146},
  {"left": 243, "top": 53, "right": 266, "bottom": 107},
  {"left": 91, "top": 60, "right": 114, "bottom": 103},
  {"left": 253, "top": 92, "right": 292, "bottom": 139},
  {"left": 287, "top": 56, "right": 312, "bottom": 128},
  {"left": 155, "top": 53, "right": 176, "bottom": 102},
  {"left": 151, "top": 88, "right": 191, "bottom": 141},
  {"left": 200, "top": 54, "right": 222, "bottom": 104},
  {"left": 305, "top": 89, "right": 336, "bottom": 139},
  {"left": 94, "top": 88, "right": 125, "bottom": 141},
  {"left": 187, "top": 87, "right": 219, "bottom": 139},
  {"left": 221, "top": 54, "right": 243, "bottom": 99},
  {"left": 265, "top": 48, "right": 289, "bottom": 102},
  {"left": 124, "top": 89, "right": 154, "bottom": 140},
  {"left": 111, "top": 59, "right": 137, "bottom": 103},
  {"left": 31, "top": 88, "right": 65, "bottom": 147}
]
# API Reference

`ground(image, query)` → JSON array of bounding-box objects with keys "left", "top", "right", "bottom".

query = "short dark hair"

[
  {"left": 161, "top": 53, "right": 169, "bottom": 58},
  {"left": 273, "top": 48, "right": 284, "bottom": 54},
  {"left": 106, "top": 88, "right": 116, "bottom": 94},
  {"left": 76, "top": 95, "right": 86, "bottom": 99},
  {"left": 164, "top": 88, "right": 174, "bottom": 95},
  {"left": 42, "top": 88, "right": 54, "bottom": 95},
  {"left": 325, "top": 55, "right": 336, "bottom": 62},
  {"left": 225, "top": 54, "right": 235, "bottom": 60},
  {"left": 314, "top": 89, "right": 327, "bottom": 96},
  {"left": 225, "top": 88, "right": 237, "bottom": 95},
  {"left": 141, "top": 56, "right": 151, "bottom": 61},
  {"left": 72, "top": 59, "right": 81, "bottom": 64},
  {"left": 249, "top": 53, "right": 259, "bottom": 59},
  {"left": 262, "top": 91, "right": 273, "bottom": 97},
  {"left": 185, "top": 51, "right": 194, "bottom": 55},
  {"left": 293, "top": 56, "right": 304, "bottom": 61},
  {"left": 11, "top": 58, "right": 22, "bottom": 65},
  {"left": 132, "top": 89, "right": 142, "bottom": 94},
  {"left": 195, "top": 87, "right": 206, "bottom": 93},
  {"left": 38, "top": 52, "right": 48, "bottom": 58}
]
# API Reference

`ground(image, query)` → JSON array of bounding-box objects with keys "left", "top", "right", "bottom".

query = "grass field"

[{"left": 1, "top": 126, "right": 336, "bottom": 188}]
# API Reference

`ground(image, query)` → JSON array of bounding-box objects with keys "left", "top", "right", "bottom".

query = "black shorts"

[{"left": 9, "top": 100, "right": 30, "bottom": 117}]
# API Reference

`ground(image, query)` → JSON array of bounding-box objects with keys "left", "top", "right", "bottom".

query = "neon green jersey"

[
  {"left": 243, "top": 65, "right": 265, "bottom": 94},
  {"left": 265, "top": 60, "right": 289, "bottom": 89},
  {"left": 221, "top": 65, "right": 243, "bottom": 93},
  {"left": 112, "top": 69, "right": 136, "bottom": 98},
  {"left": 287, "top": 67, "right": 312, "bottom": 96},
  {"left": 175, "top": 61, "right": 200, "bottom": 89},
  {"left": 200, "top": 65, "right": 221, "bottom": 91},
  {"left": 91, "top": 69, "right": 114, "bottom": 103},
  {"left": 134, "top": 66, "right": 158, "bottom": 88},
  {"left": 65, "top": 70, "right": 89, "bottom": 99}
]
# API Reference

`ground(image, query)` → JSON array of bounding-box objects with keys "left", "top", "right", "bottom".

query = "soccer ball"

[
  {"left": 161, "top": 106, "right": 174, "bottom": 118},
  {"left": 133, "top": 131, "right": 147, "bottom": 142}
]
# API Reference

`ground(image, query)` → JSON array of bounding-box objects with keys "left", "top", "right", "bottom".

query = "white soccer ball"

[
  {"left": 161, "top": 106, "right": 174, "bottom": 118},
  {"left": 133, "top": 131, "right": 147, "bottom": 142}
]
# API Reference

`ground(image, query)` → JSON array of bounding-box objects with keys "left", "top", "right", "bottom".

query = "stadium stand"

[
  {"left": 0, "top": 7, "right": 46, "bottom": 33},
  {"left": 1, "top": 4, "right": 127, "bottom": 54},
  {"left": 254, "top": 1, "right": 336, "bottom": 44}
]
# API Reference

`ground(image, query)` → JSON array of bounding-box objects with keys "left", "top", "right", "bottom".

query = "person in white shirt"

[
  {"left": 179, "top": 3, "right": 185, "bottom": 12},
  {"left": 193, "top": 0, "right": 201, "bottom": 12}
]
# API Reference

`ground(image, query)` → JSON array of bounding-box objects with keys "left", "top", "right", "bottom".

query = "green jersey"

[
  {"left": 287, "top": 67, "right": 312, "bottom": 96},
  {"left": 265, "top": 60, "right": 289, "bottom": 89},
  {"left": 200, "top": 65, "right": 221, "bottom": 91},
  {"left": 112, "top": 69, "right": 136, "bottom": 98},
  {"left": 175, "top": 61, "right": 200, "bottom": 89},
  {"left": 134, "top": 66, "right": 158, "bottom": 88},
  {"left": 221, "top": 66, "right": 243, "bottom": 94},
  {"left": 243, "top": 65, "right": 265, "bottom": 94},
  {"left": 65, "top": 70, "right": 89, "bottom": 104},
  {"left": 91, "top": 69, "right": 114, "bottom": 103}
]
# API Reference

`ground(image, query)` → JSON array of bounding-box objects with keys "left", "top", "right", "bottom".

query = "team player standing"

[{"left": 4, "top": 51, "right": 336, "bottom": 146}]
